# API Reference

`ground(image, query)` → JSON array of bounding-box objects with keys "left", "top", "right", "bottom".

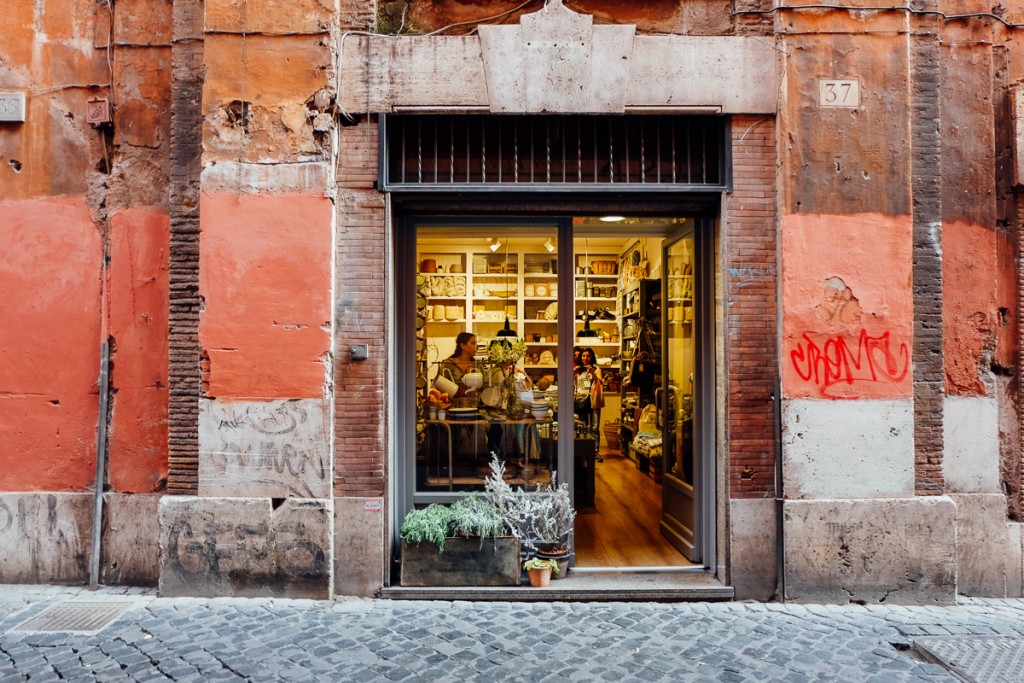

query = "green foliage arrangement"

[{"left": 399, "top": 494, "right": 508, "bottom": 554}]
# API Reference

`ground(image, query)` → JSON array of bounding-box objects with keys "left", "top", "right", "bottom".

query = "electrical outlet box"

[
  {"left": 350, "top": 344, "right": 369, "bottom": 361},
  {"left": 0, "top": 92, "right": 26, "bottom": 122},
  {"left": 86, "top": 97, "right": 111, "bottom": 124}
]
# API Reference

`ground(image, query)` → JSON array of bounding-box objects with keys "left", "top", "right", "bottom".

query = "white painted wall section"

[
  {"left": 943, "top": 395, "right": 1001, "bottom": 493},
  {"left": 782, "top": 398, "right": 914, "bottom": 499}
]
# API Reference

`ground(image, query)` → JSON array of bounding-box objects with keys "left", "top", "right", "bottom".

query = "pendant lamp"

[
  {"left": 576, "top": 237, "right": 600, "bottom": 340},
  {"left": 495, "top": 239, "right": 518, "bottom": 339}
]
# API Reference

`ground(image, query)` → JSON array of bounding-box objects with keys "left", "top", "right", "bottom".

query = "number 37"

[{"left": 818, "top": 80, "right": 860, "bottom": 108}]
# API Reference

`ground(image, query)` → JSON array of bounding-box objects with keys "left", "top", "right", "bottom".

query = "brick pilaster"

[
  {"left": 725, "top": 116, "right": 779, "bottom": 498},
  {"left": 167, "top": 0, "right": 204, "bottom": 494},
  {"left": 911, "top": 10, "right": 945, "bottom": 496}
]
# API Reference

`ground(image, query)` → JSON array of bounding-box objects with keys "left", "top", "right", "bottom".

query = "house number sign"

[
  {"left": 0, "top": 92, "right": 26, "bottom": 122},
  {"left": 818, "top": 79, "right": 860, "bottom": 108}
]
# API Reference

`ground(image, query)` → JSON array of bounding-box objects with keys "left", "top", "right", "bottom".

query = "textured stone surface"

[
  {"left": 158, "top": 496, "right": 331, "bottom": 598},
  {"left": 340, "top": 34, "right": 777, "bottom": 114},
  {"left": 951, "top": 493, "right": 1010, "bottom": 598},
  {"left": 7, "top": 585, "right": 1024, "bottom": 681},
  {"left": 101, "top": 494, "right": 161, "bottom": 587},
  {"left": 334, "top": 497, "right": 385, "bottom": 597},
  {"left": 783, "top": 497, "right": 956, "bottom": 604},
  {"left": 479, "top": 1, "right": 635, "bottom": 113},
  {"left": 943, "top": 397, "right": 1001, "bottom": 493},
  {"left": 782, "top": 399, "right": 915, "bottom": 499},
  {"left": 728, "top": 498, "right": 777, "bottom": 601},
  {"left": 0, "top": 494, "right": 91, "bottom": 584},
  {"left": 198, "top": 398, "right": 330, "bottom": 499}
]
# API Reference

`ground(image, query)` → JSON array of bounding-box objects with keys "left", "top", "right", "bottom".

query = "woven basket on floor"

[{"left": 602, "top": 420, "right": 622, "bottom": 451}]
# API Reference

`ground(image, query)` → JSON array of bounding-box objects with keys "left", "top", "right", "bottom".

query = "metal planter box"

[{"left": 401, "top": 537, "right": 521, "bottom": 586}]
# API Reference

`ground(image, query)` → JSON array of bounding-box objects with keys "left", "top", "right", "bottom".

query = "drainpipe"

[
  {"left": 89, "top": 245, "right": 112, "bottom": 590},
  {"left": 773, "top": 375, "right": 785, "bottom": 601}
]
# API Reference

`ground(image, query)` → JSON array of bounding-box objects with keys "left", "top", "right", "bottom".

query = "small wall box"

[{"left": 0, "top": 92, "right": 26, "bottom": 123}]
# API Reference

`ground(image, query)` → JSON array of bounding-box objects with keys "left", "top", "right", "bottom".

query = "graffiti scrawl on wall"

[{"left": 791, "top": 328, "right": 909, "bottom": 398}]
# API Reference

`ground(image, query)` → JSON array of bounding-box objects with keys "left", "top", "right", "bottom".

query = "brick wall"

[
  {"left": 335, "top": 119, "right": 388, "bottom": 497},
  {"left": 724, "top": 115, "right": 779, "bottom": 498}
]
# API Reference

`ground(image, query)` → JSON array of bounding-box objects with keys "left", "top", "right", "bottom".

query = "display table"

[{"left": 424, "top": 417, "right": 553, "bottom": 490}]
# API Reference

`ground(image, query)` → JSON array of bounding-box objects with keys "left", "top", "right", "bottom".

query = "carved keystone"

[{"left": 478, "top": 0, "right": 635, "bottom": 113}]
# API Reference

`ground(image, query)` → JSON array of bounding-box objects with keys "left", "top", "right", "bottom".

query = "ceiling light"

[
  {"left": 490, "top": 240, "right": 502, "bottom": 252},
  {"left": 599, "top": 216, "right": 625, "bottom": 223},
  {"left": 543, "top": 239, "right": 555, "bottom": 253}
]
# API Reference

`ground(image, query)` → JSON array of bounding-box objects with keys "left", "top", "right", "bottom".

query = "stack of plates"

[{"left": 447, "top": 407, "right": 479, "bottom": 420}]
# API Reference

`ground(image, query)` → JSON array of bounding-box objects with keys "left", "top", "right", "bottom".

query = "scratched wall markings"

[
  {"left": 199, "top": 399, "right": 330, "bottom": 498},
  {"left": 729, "top": 264, "right": 775, "bottom": 288}
]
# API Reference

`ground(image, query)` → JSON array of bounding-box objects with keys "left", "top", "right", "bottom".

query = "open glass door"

[{"left": 660, "top": 226, "right": 699, "bottom": 561}]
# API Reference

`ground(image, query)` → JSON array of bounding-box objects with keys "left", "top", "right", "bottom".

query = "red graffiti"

[{"left": 791, "top": 328, "right": 909, "bottom": 397}]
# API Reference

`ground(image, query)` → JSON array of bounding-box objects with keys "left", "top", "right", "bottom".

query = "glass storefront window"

[{"left": 414, "top": 226, "right": 561, "bottom": 493}]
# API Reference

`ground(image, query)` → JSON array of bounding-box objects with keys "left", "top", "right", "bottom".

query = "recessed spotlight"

[{"left": 599, "top": 216, "right": 625, "bottom": 223}]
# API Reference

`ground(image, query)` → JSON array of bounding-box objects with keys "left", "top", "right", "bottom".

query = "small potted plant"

[{"left": 523, "top": 556, "right": 559, "bottom": 587}]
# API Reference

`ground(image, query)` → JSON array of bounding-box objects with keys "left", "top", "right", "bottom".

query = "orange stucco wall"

[
  {"left": 781, "top": 213, "right": 914, "bottom": 400},
  {"left": 0, "top": 197, "right": 101, "bottom": 491},
  {"left": 107, "top": 208, "right": 169, "bottom": 492},
  {"left": 942, "top": 220, "right": 1013, "bottom": 397},
  {"left": 199, "top": 192, "right": 332, "bottom": 400}
]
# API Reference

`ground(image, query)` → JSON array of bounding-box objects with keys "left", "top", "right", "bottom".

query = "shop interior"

[{"left": 414, "top": 217, "right": 698, "bottom": 568}]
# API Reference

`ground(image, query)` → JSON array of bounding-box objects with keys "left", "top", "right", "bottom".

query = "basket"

[
  {"left": 602, "top": 420, "right": 622, "bottom": 451},
  {"left": 453, "top": 396, "right": 479, "bottom": 409}
]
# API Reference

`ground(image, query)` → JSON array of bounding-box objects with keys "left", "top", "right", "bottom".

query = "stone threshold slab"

[{"left": 380, "top": 570, "right": 734, "bottom": 602}]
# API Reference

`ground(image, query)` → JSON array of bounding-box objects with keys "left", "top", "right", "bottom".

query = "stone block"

[
  {"left": 729, "top": 498, "right": 778, "bottom": 601},
  {"left": 782, "top": 399, "right": 914, "bottom": 499},
  {"left": 201, "top": 161, "right": 332, "bottom": 194},
  {"left": 102, "top": 493, "right": 161, "bottom": 586},
  {"left": 951, "top": 493, "right": 1009, "bottom": 597},
  {"left": 334, "top": 498, "right": 385, "bottom": 597},
  {"left": 0, "top": 493, "right": 91, "bottom": 584},
  {"left": 159, "top": 496, "right": 332, "bottom": 598},
  {"left": 198, "top": 399, "right": 331, "bottom": 499},
  {"left": 1008, "top": 523, "right": 1023, "bottom": 598},
  {"left": 783, "top": 497, "right": 956, "bottom": 604},
  {"left": 944, "top": 396, "right": 1001, "bottom": 493}
]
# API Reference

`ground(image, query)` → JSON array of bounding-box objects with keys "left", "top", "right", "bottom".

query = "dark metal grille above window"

[{"left": 380, "top": 114, "right": 728, "bottom": 192}]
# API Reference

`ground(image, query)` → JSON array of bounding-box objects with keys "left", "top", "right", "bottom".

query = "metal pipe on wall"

[{"left": 89, "top": 340, "right": 111, "bottom": 590}]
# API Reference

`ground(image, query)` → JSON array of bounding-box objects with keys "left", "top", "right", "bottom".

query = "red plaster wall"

[
  {"left": 107, "top": 208, "right": 169, "bottom": 492},
  {"left": 0, "top": 197, "right": 101, "bottom": 491},
  {"left": 781, "top": 213, "right": 914, "bottom": 400},
  {"left": 199, "top": 192, "right": 332, "bottom": 400}
]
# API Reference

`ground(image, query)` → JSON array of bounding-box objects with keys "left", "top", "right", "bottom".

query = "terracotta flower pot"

[{"left": 528, "top": 566, "right": 552, "bottom": 587}]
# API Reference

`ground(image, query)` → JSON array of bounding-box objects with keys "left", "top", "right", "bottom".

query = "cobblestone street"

[{"left": 2, "top": 586, "right": 1024, "bottom": 681}]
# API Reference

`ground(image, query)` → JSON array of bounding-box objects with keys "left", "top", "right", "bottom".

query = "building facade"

[{"left": 2, "top": 0, "right": 1024, "bottom": 603}]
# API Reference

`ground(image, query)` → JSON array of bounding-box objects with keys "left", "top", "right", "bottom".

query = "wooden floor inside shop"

[{"left": 574, "top": 446, "right": 694, "bottom": 568}]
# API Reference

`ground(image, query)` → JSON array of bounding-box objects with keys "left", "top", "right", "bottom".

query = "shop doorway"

[{"left": 401, "top": 215, "right": 714, "bottom": 572}]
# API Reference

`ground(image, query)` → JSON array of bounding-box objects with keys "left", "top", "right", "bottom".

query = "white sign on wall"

[
  {"left": 818, "top": 80, "right": 860, "bottom": 108},
  {"left": 0, "top": 92, "right": 26, "bottom": 122}
]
